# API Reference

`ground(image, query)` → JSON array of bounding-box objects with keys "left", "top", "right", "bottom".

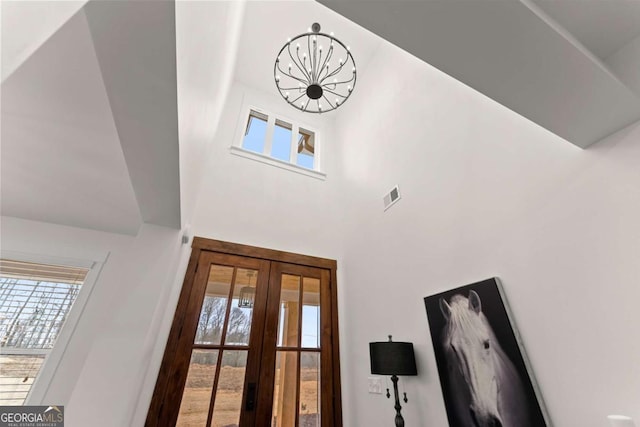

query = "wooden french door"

[{"left": 146, "top": 239, "right": 342, "bottom": 427}]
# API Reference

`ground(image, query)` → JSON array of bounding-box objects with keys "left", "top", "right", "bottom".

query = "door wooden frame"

[{"left": 145, "top": 238, "right": 343, "bottom": 427}]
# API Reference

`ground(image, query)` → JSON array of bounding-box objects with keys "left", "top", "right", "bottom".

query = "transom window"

[
  {"left": 0, "top": 259, "right": 88, "bottom": 405},
  {"left": 233, "top": 107, "right": 323, "bottom": 179}
]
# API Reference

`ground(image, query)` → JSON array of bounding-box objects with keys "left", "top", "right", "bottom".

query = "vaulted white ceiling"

[
  {"left": 3, "top": 0, "right": 640, "bottom": 236},
  {"left": 1, "top": 0, "right": 87, "bottom": 83},
  {"left": 319, "top": 0, "right": 640, "bottom": 148},
  {"left": 83, "top": 0, "right": 181, "bottom": 230},
  {"left": 0, "top": 0, "right": 380, "bottom": 236},
  {"left": 1, "top": 9, "right": 142, "bottom": 235},
  {"left": 1, "top": 1, "right": 181, "bottom": 235},
  {"left": 531, "top": 0, "right": 640, "bottom": 60}
]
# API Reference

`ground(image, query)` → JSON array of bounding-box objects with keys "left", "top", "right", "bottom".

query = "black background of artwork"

[{"left": 424, "top": 278, "right": 548, "bottom": 427}]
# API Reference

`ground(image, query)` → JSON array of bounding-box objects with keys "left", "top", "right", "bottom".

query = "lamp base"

[{"left": 390, "top": 375, "right": 405, "bottom": 427}]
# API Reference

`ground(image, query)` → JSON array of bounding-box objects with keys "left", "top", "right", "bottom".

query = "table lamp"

[{"left": 370, "top": 335, "right": 418, "bottom": 427}]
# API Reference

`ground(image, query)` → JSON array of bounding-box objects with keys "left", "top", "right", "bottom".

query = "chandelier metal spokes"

[{"left": 274, "top": 23, "right": 356, "bottom": 113}]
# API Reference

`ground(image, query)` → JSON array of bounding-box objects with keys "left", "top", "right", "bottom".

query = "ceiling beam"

[
  {"left": 84, "top": 0, "right": 181, "bottom": 229},
  {"left": 318, "top": 0, "right": 640, "bottom": 148}
]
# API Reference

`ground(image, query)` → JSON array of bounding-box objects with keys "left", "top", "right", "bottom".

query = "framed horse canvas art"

[{"left": 424, "top": 278, "right": 551, "bottom": 427}]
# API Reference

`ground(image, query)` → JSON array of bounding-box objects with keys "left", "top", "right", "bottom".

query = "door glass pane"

[
  {"left": 272, "top": 351, "right": 298, "bottom": 427},
  {"left": 225, "top": 268, "right": 258, "bottom": 346},
  {"left": 243, "top": 110, "right": 268, "bottom": 153},
  {"left": 301, "top": 277, "right": 320, "bottom": 349},
  {"left": 176, "top": 349, "right": 219, "bottom": 427},
  {"left": 211, "top": 350, "right": 248, "bottom": 427},
  {"left": 277, "top": 275, "right": 301, "bottom": 347},
  {"left": 195, "top": 265, "right": 234, "bottom": 345},
  {"left": 271, "top": 120, "right": 292, "bottom": 162},
  {"left": 299, "top": 352, "right": 320, "bottom": 427}
]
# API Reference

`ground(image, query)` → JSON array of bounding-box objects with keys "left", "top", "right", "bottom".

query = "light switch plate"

[{"left": 368, "top": 377, "right": 382, "bottom": 394}]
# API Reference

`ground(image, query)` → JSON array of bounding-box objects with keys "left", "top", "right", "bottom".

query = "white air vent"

[{"left": 383, "top": 185, "right": 401, "bottom": 211}]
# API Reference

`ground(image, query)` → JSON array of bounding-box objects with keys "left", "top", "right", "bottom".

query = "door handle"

[{"left": 245, "top": 382, "right": 256, "bottom": 411}]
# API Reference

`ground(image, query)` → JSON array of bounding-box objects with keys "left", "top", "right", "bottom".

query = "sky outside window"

[
  {"left": 297, "top": 152, "right": 314, "bottom": 169},
  {"left": 239, "top": 109, "right": 319, "bottom": 173},
  {"left": 296, "top": 129, "right": 315, "bottom": 169},
  {"left": 271, "top": 120, "right": 292, "bottom": 162},
  {"left": 242, "top": 111, "right": 268, "bottom": 153}
]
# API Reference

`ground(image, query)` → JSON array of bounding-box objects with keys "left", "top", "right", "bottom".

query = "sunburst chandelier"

[{"left": 274, "top": 22, "right": 356, "bottom": 113}]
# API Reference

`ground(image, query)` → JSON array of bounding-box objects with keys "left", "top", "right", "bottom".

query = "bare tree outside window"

[
  {"left": 196, "top": 297, "right": 227, "bottom": 345},
  {"left": 193, "top": 298, "right": 251, "bottom": 367},
  {"left": 0, "top": 260, "right": 88, "bottom": 405}
]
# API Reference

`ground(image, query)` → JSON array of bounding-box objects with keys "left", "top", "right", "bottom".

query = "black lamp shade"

[{"left": 369, "top": 341, "right": 417, "bottom": 376}]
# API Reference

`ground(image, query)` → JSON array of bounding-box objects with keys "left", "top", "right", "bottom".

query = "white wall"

[
  {"left": 333, "top": 42, "right": 640, "bottom": 427},
  {"left": 191, "top": 81, "right": 346, "bottom": 261},
  {"left": 176, "top": 0, "right": 245, "bottom": 228},
  {"left": 0, "top": 216, "right": 133, "bottom": 406},
  {"left": 2, "top": 11, "right": 349, "bottom": 427},
  {"left": 65, "top": 223, "right": 190, "bottom": 427},
  {"left": 189, "top": 81, "right": 354, "bottom": 426},
  {"left": 0, "top": 217, "right": 191, "bottom": 427},
  {"left": 5, "top": 20, "right": 639, "bottom": 427}
]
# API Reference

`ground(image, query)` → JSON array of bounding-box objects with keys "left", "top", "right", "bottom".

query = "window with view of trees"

[
  {"left": 196, "top": 298, "right": 251, "bottom": 347},
  {"left": 0, "top": 259, "right": 88, "bottom": 405}
]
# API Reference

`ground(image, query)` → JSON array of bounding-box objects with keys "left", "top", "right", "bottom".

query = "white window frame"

[
  {"left": 230, "top": 103, "right": 326, "bottom": 180},
  {"left": 0, "top": 250, "right": 104, "bottom": 405}
]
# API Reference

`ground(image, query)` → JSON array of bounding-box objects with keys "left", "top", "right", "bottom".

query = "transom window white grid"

[{"left": 230, "top": 104, "right": 325, "bottom": 180}]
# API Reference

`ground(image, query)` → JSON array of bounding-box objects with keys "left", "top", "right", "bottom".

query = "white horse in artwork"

[{"left": 440, "top": 291, "right": 530, "bottom": 427}]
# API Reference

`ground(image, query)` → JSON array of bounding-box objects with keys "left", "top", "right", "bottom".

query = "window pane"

[
  {"left": 0, "top": 260, "right": 88, "bottom": 406},
  {"left": 195, "top": 265, "right": 234, "bottom": 345},
  {"left": 0, "top": 354, "right": 45, "bottom": 405},
  {"left": 299, "top": 352, "right": 320, "bottom": 427},
  {"left": 277, "top": 275, "right": 300, "bottom": 347},
  {"left": 271, "top": 120, "right": 292, "bottom": 162},
  {"left": 176, "top": 349, "right": 219, "bottom": 427},
  {"left": 0, "top": 279, "right": 84, "bottom": 349},
  {"left": 242, "top": 110, "right": 268, "bottom": 153},
  {"left": 296, "top": 128, "right": 315, "bottom": 169},
  {"left": 301, "top": 278, "right": 320, "bottom": 349},
  {"left": 225, "top": 268, "right": 258, "bottom": 346},
  {"left": 272, "top": 351, "right": 298, "bottom": 427},
  {"left": 211, "top": 350, "right": 248, "bottom": 427}
]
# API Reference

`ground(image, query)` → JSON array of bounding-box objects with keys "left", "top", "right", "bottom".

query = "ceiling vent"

[{"left": 383, "top": 185, "right": 401, "bottom": 211}]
